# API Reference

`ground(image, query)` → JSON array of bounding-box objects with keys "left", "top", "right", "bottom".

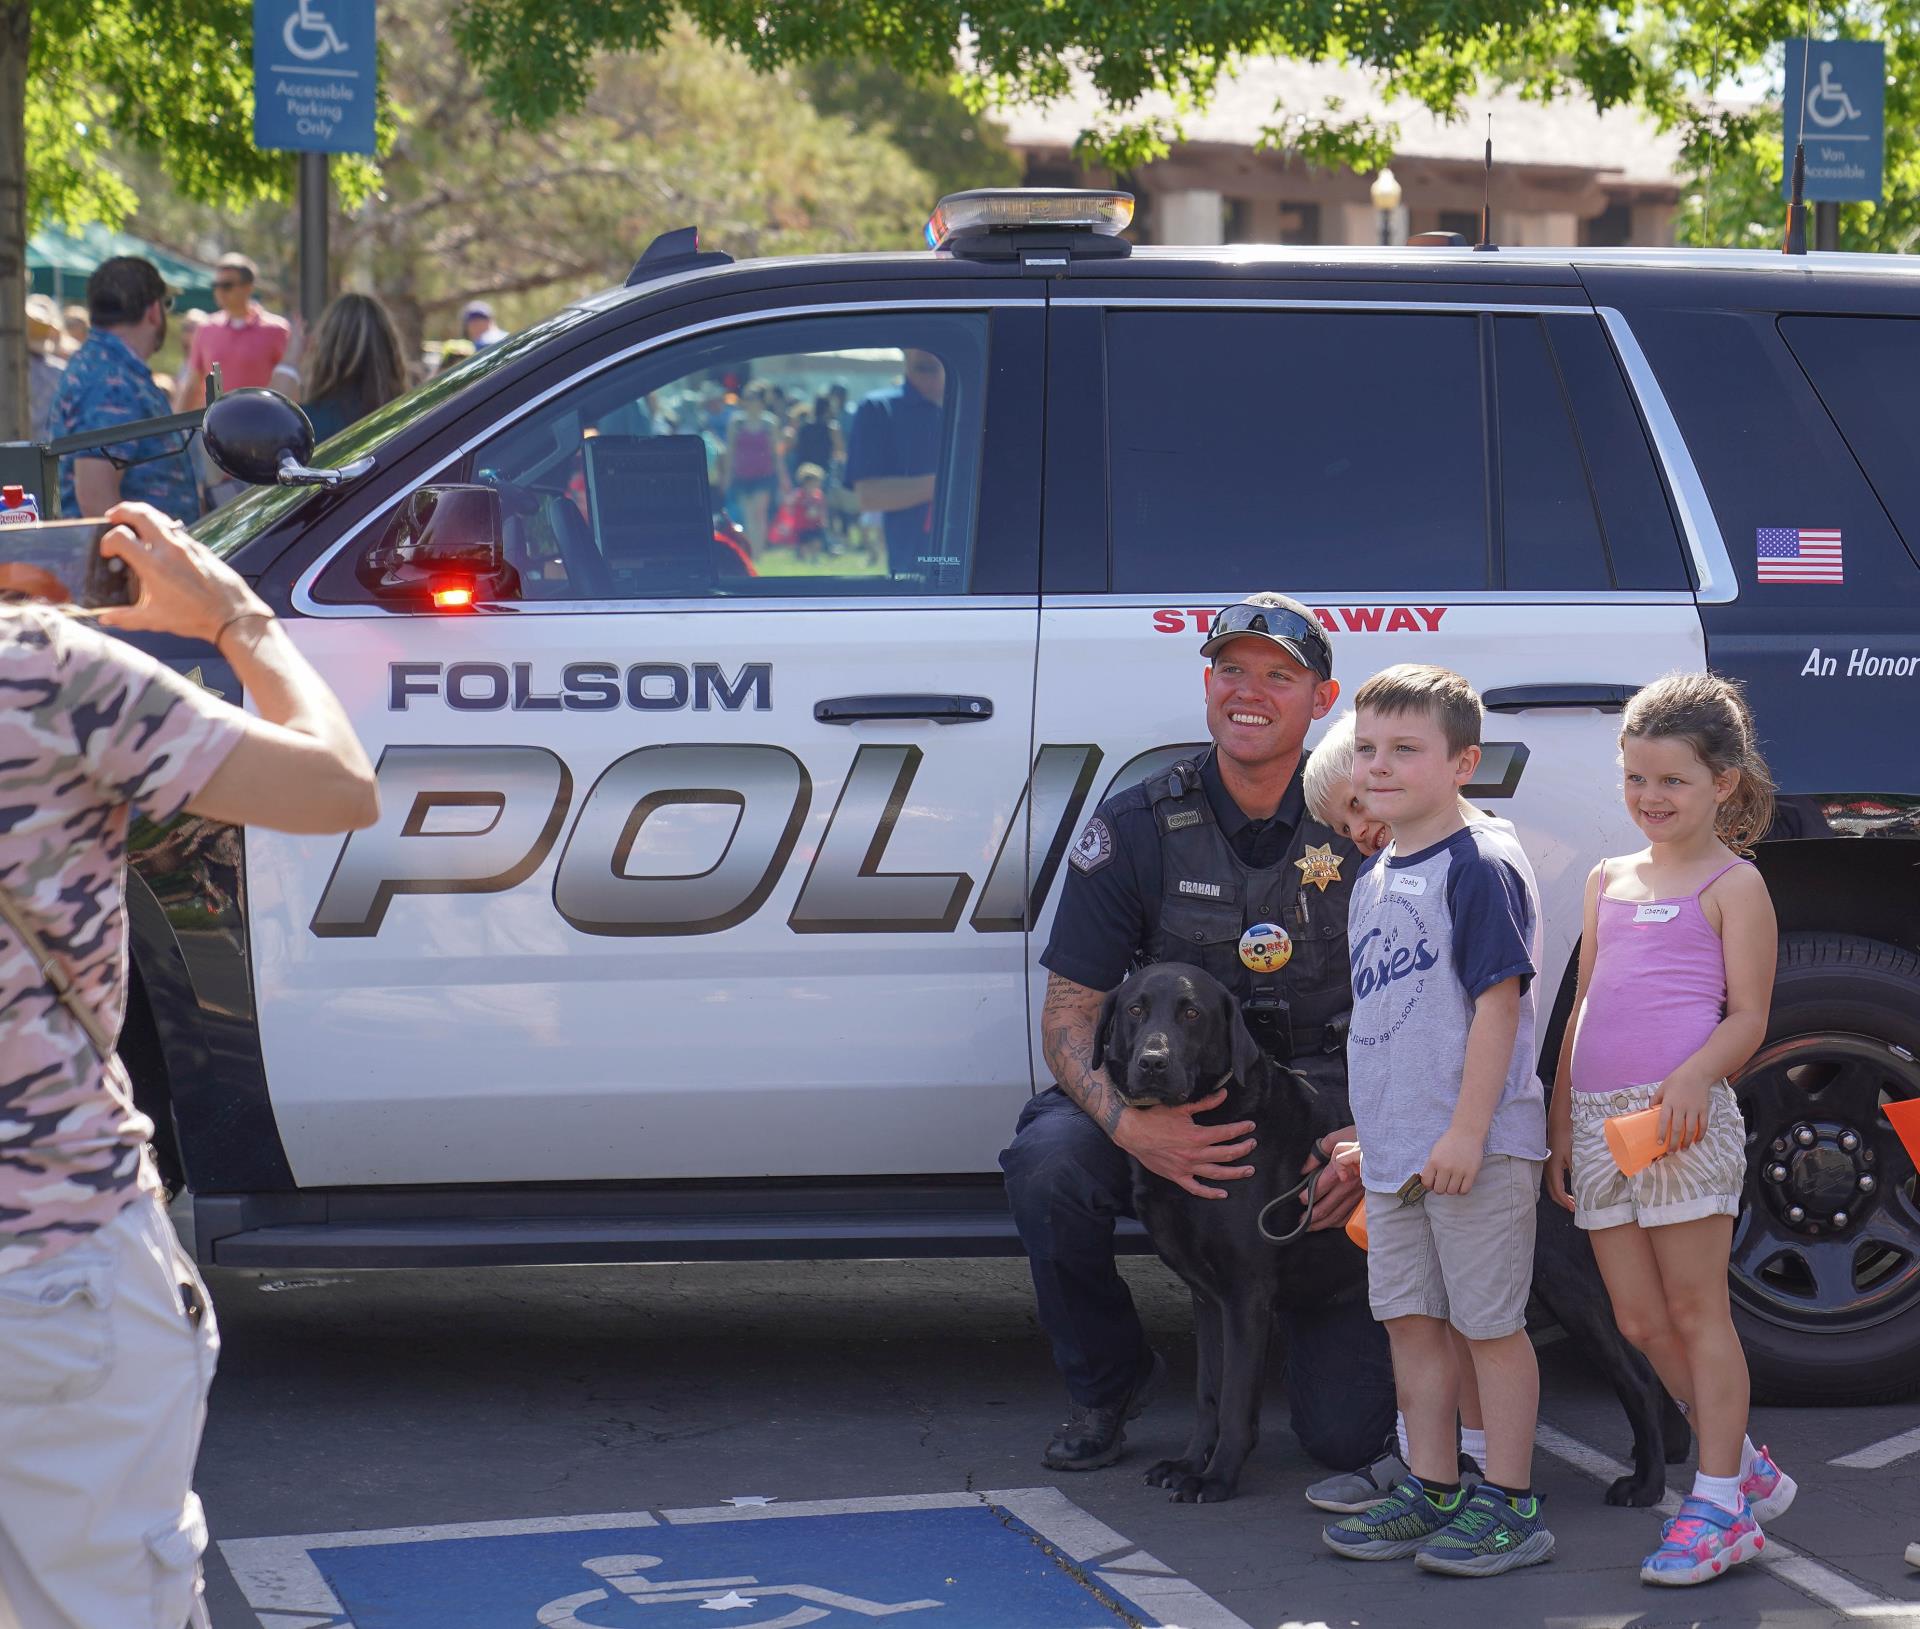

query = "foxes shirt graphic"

[{"left": 1345, "top": 819, "right": 1549, "bottom": 1194}]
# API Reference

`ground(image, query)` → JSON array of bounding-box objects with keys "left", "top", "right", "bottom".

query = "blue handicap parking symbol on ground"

[{"left": 221, "top": 1489, "right": 1249, "bottom": 1629}]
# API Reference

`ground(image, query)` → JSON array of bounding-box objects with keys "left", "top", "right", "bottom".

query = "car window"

[
  {"left": 453, "top": 312, "right": 989, "bottom": 602},
  {"left": 1779, "top": 315, "right": 1920, "bottom": 571},
  {"left": 1545, "top": 315, "right": 1692, "bottom": 592},
  {"left": 1495, "top": 316, "right": 1609, "bottom": 591},
  {"left": 192, "top": 304, "right": 595, "bottom": 559},
  {"left": 1105, "top": 310, "right": 1488, "bottom": 593}
]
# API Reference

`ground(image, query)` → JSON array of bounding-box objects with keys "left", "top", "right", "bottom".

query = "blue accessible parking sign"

[
  {"left": 253, "top": 0, "right": 377, "bottom": 154},
  {"left": 220, "top": 1489, "right": 1251, "bottom": 1629},
  {"left": 1781, "top": 38, "right": 1885, "bottom": 203}
]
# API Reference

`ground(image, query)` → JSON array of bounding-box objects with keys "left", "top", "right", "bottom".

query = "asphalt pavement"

[{"left": 185, "top": 1243, "right": 1920, "bottom": 1629}]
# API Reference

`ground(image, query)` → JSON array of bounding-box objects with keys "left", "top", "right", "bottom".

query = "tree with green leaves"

[
  {"left": 6, "top": 0, "right": 1914, "bottom": 441},
  {"left": 125, "top": 12, "right": 963, "bottom": 362}
]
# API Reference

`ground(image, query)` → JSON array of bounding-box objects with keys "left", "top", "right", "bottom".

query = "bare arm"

[
  {"left": 1546, "top": 862, "right": 1604, "bottom": 1208},
  {"left": 852, "top": 474, "right": 935, "bottom": 513},
  {"left": 73, "top": 457, "right": 122, "bottom": 515},
  {"left": 1040, "top": 971, "right": 1127, "bottom": 1134},
  {"left": 174, "top": 368, "right": 206, "bottom": 412},
  {"left": 1653, "top": 865, "right": 1777, "bottom": 1147},
  {"left": 1041, "top": 970, "right": 1257, "bottom": 1199},
  {"left": 94, "top": 503, "right": 377, "bottom": 835},
  {"left": 1422, "top": 977, "right": 1522, "bottom": 1195}
]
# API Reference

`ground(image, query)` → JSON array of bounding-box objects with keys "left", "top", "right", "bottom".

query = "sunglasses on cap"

[{"left": 1206, "top": 601, "right": 1332, "bottom": 672}]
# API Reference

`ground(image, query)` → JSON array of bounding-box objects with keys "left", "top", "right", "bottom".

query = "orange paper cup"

[
  {"left": 1884, "top": 1097, "right": 1920, "bottom": 1168},
  {"left": 1345, "top": 1202, "right": 1369, "bottom": 1251},
  {"left": 1603, "top": 1107, "right": 1671, "bottom": 1177}
]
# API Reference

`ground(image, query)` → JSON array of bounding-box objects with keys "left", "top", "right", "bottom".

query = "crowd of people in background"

[{"left": 27, "top": 247, "right": 515, "bottom": 524}]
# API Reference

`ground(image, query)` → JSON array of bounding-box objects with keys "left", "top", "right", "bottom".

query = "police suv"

[{"left": 132, "top": 190, "right": 1920, "bottom": 1406}]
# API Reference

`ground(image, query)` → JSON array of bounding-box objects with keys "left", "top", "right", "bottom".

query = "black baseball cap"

[{"left": 1198, "top": 591, "right": 1333, "bottom": 681}]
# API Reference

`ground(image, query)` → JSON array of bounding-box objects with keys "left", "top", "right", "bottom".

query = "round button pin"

[{"left": 1239, "top": 922, "right": 1292, "bottom": 973}]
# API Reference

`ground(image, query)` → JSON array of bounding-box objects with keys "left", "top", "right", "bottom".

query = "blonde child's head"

[
  {"left": 1620, "top": 672, "right": 1775, "bottom": 854},
  {"left": 1305, "top": 713, "right": 1389, "bottom": 854}
]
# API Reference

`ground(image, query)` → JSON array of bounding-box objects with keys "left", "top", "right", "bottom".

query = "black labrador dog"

[{"left": 1093, "top": 961, "right": 1691, "bottom": 1505}]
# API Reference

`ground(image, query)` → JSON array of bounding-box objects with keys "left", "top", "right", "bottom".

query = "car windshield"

[{"left": 192, "top": 304, "right": 598, "bottom": 558}]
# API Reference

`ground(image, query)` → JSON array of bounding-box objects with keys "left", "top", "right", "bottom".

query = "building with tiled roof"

[{"left": 993, "top": 58, "right": 1686, "bottom": 247}]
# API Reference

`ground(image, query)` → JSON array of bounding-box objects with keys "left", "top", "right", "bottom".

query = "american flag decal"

[{"left": 1756, "top": 527, "right": 1844, "bottom": 584}]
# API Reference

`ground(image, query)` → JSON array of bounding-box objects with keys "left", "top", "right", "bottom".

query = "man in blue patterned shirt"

[{"left": 50, "top": 257, "right": 201, "bottom": 523}]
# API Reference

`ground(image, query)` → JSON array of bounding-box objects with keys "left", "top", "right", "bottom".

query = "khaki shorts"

[
  {"left": 1571, "top": 1081, "right": 1745, "bottom": 1231},
  {"left": 0, "top": 1192, "right": 218, "bottom": 1629},
  {"left": 1365, "top": 1154, "right": 1542, "bottom": 1339}
]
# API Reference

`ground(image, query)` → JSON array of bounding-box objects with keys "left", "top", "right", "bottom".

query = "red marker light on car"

[{"left": 432, "top": 585, "right": 475, "bottom": 610}]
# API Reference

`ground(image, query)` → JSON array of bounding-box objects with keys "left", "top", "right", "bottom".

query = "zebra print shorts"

[{"left": 1571, "top": 1081, "right": 1745, "bottom": 1231}]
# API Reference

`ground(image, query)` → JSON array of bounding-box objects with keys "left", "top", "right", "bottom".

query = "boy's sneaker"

[
  {"left": 1740, "top": 1447, "right": 1797, "bottom": 1524},
  {"left": 1323, "top": 1477, "right": 1461, "bottom": 1560},
  {"left": 1905, "top": 1541, "right": 1920, "bottom": 1569},
  {"left": 1640, "top": 1495, "right": 1765, "bottom": 1586},
  {"left": 1415, "top": 1486, "right": 1556, "bottom": 1577},
  {"left": 1306, "top": 1445, "right": 1482, "bottom": 1513}
]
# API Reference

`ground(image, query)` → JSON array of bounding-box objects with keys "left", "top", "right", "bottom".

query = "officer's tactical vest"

[{"left": 1141, "top": 757, "right": 1358, "bottom": 1063}]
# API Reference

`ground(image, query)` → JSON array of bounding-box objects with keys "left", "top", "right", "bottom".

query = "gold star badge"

[{"left": 1295, "top": 842, "right": 1343, "bottom": 892}]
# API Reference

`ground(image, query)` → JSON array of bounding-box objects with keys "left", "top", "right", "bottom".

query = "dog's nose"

[{"left": 1136, "top": 1035, "right": 1170, "bottom": 1075}]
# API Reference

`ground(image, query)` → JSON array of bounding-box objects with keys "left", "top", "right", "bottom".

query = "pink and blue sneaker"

[
  {"left": 1640, "top": 1494, "right": 1765, "bottom": 1586},
  {"left": 1740, "top": 1447, "right": 1797, "bottom": 1524}
]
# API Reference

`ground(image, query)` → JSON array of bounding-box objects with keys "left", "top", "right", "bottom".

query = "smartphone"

[{"left": 0, "top": 521, "right": 136, "bottom": 608}]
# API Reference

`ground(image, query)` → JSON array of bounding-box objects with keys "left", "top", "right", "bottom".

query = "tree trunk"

[{"left": 0, "top": 3, "right": 29, "bottom": 444}]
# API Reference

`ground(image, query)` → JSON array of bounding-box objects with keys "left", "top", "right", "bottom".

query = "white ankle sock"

[
  {"left": 1395, "top": 1412, "right": 1410, "bottom": 1463},
  {"left": 1459, "top": 1426, "right": 1487, "bottom": 1469},
  {"left": 1692, "top": 1471, "right": 1744, "bottom": 1515}
]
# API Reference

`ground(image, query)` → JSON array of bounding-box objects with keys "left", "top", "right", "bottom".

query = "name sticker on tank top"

[
  {"left": 1389, "top": 871, "right": 1427, "bottom": 896},
  {"left": 1633, "top": 903, "right": 1681, "bottom": 924}
]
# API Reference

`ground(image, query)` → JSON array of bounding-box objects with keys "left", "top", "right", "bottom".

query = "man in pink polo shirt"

[{"left": 174, "top": 253, "right": 290, "bottom": 408}]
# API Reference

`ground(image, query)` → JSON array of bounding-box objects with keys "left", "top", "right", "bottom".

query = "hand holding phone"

[{"left": 0, "top": 521, "right": 135, "bottom": 608}]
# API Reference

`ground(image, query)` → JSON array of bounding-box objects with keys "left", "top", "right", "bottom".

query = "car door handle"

[
  {"left": 1482, "top": 683, "right": 1638, "bottom": 714},
  {"left": 813, "top": 694, "right": 994, "bottom": 725}
]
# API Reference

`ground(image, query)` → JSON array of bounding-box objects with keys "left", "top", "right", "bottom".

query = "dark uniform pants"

[{"left": 1000, "top": 1086, "right": 1398, "bottom": 1472}]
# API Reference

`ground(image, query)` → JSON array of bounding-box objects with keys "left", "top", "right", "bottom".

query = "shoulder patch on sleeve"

[{"left": 1068, "top": 815, "right": 1114, "bottom": 874}]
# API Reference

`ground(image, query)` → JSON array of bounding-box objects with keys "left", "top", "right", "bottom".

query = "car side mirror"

[
  {"left": 202, "top": 387, "right": 374, "bottom": 489},
  {"left": 356, "top": 484, "right": 521, "bottom": 608}
]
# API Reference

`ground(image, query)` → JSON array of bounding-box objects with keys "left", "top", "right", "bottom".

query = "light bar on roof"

[{"left": 925, "top": 189, "right": 1134, "bottom": 249}]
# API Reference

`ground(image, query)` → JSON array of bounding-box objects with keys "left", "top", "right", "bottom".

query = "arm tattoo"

[{"left": 1041, "top": 973, "right": 1126, "bottom": 1136}]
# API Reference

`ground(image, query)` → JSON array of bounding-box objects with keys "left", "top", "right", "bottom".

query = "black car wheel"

[{"left": 1731, "top": 933, "right": 1920, "bottom": 1405}]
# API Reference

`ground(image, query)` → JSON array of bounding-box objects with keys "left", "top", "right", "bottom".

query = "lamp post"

[{"left": 1370, "top": 168, "right": 1403, "bottom": 246}]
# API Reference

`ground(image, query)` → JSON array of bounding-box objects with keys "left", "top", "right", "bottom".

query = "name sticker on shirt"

[
  {"left": 1389, "top": 872, "right": 1427, "bottom": 896},
  {"left": 1633, "top": 903, "right": 1681, "bottom": 924}
]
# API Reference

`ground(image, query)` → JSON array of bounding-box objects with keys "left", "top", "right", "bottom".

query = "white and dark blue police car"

[{"left": 123, "top": 190, "right": 1920, "bottom": 1406}]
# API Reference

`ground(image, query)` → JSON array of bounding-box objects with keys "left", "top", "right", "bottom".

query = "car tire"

[{"left": 1731, "top": 932, "right": 1920, "bottom": 1405}]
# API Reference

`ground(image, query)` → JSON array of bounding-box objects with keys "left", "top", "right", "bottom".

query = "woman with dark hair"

[{"left": 300, "top": 292, "right": 409, "bottom": 441}]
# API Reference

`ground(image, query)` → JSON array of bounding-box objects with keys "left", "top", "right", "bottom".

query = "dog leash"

[{"left": 1256, "top": 1164, "right": 1323, "bottom": 1246}]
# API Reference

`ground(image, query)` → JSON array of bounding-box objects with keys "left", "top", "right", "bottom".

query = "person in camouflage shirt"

[
  {"left": 0, "top": 604, "right": 244, "bottom": 1270},
  {"left": 0, "top": 502, "right": 376, "bottom": 1629}
]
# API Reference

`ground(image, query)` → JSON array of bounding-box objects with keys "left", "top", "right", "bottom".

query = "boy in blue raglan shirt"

[{"left": 1322, "top": 663, "right": 1553, "bottom": 1577}]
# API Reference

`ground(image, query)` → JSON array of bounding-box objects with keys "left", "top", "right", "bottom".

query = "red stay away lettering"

[{"left": 1153, "top": 606, "right": 1448, "bottom": 634}]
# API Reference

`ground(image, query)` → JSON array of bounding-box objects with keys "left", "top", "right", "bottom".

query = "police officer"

[{"left": 1000, "top": 591, "right": 1396, "bottom": 1474}]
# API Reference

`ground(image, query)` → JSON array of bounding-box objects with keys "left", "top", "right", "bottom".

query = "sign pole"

[
  {"left": 299, "top": 150, "right": 330, "bottom": 326},
  {"left": 1814, "top": 201, "right": 1840, "bottom": 251}
]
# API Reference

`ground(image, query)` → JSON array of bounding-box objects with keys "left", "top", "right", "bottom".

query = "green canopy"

[{"left": 27, "top": 223, "right": 220, "bottom": 313}]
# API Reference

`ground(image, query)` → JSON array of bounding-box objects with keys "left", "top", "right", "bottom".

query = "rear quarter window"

[{"left": 1778, "top": 315, "right": 1920, "bottom": 572}]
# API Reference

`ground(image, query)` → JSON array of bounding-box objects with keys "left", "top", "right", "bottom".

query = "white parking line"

[
  {"left": 1834, "top": 1427, "right": 1920, "bottom": 1471},
  {"left": 1534, "top": 1423, "right": 1920, "bottom": 1623}
]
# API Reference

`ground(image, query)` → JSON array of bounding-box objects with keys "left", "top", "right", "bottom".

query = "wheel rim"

[{"left": 1731, "top": 1032, "right": 1920, "bottom": 1333}]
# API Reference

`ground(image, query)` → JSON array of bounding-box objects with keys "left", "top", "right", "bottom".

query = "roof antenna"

[
  {"left": 1783, "top": 6, "right": 1814, "bottom": 253},
  {"left": 1474, "top": 114, "right": 1499, "bottom": 251}
]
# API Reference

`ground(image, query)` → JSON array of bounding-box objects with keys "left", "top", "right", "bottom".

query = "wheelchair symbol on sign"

[
  {"left": 535, "top": 1554, "right": 943, "bottom": 1629},
  {"left": 1806, "top": 59, "right": 1862, "bottom": 129},
  {"left": 282, "top": 0, "right": 347, "bottom": 60}
]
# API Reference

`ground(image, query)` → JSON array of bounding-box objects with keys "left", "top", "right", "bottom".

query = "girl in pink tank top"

[{"left": 1548, "top": 674, "right": 1796, "bottom": 1585}]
